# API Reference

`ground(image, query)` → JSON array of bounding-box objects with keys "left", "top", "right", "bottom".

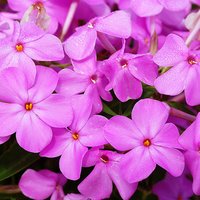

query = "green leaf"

[
  {"left": 103, "top": 103, "right": 117, "bottom": 116},
  {"left": 0, "top": 142, "right": 39, "bottom": 181}
]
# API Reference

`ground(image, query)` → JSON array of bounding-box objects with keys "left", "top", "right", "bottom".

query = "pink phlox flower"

[
  {"left": 104, "top": 98, "right": 184, "bottom": 183},
  {"left": 40, "top": 95, "right": 108, "bottom": 180},
  {"left": 64, "top": 10, "right": 132, "bottom": 60},
  {"left": 154, "top": 33, "right": 200, "bottom": 106},
  {"left": 78, "top": 147, "right": 137, "bottom": 200},
  {"left": 0, "top": 66, "right": 73, "bottom": 153},
  {"left": 19, "top": 169, "right": 66, "bottom": 200}
]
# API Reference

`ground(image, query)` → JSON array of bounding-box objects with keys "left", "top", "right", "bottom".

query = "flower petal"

[
  {"left": 40, "top": 128, "right": 70, "bottom": 158},
  {"left": 154, "top": 62, "right": 189, "bottom": 95},
  {"left": 56, "top": 69, "right": 90, "bottom": 96},
  {"left": 79, "top": 115, "right": 107, "bottom": 147},
  {"left": 24, "top": 34, "right": 64, "bottom": 61},
  {"left": 19, "top": 169, "right": 56, "bottom": 200},
  {"left": 104, "top": 115, "right": 142, "bottom": 151},
  {"left": 153, "top": 34, "right": 188, "bottom": 66},
  {"left": 16, "top": 112, "right": 52, "bottom": 153},
  {"left": 121, "top": 146, "right": 156, "bottom": 183},
  {"left": 150, "top": 146, "right": 184, "bottom": 176},
  {"left": 113, "top": 69, "right": 142, "bottom": 102},
  {"left": 64, "top": 27, "right": 97, "bottom": 60},
  {"left": 78, "top": 163, "right": 112, "bottom": 199},
  {"left": 59, "top": 141, "right": 88, "bottom": 180},
  {"left": 28, "top": 66, "right": 58, "bottom": 103},
  {"left": 95, "top": 10, "right": 131, "bottom": 38},
  {"left": 131, "top": 99, "right": 170, "bottom": 138},
  {"left": 0, "top": 103, "right": 24, "bottom": 137},
  {"left": 34, "top": 94, "right": 73, "bottom": 128}
]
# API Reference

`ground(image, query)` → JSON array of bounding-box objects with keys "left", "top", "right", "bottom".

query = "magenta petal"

[
  {"left": 131, "top": 0, "right": 163, "bottom": 17},
  {"left": 70, "top": 95, "right": 92, "bottom": 132},
  {"left": 16, "top": 112, "right": 52, "bottom": 153},
  {"left": 0, "top": 103, "right": 24, "bottom": 137},
  {"left": 0, "top": 67, "right": 28, "bottom": 104},
  {"left": 79, "top": 115, "right": 107, "bottom": 147},
  {"left": 160, "top": 0, "right": 190, "bottom": 11},
  {"left": 64, "top": 27, "right": 97, "bottom": 60},
  {"left": 131, "top": 99, "right": 170, "bottom": 138},
  {"left": 104, "top": 115, "right": 142, "bottom": 151},
  {"left": 40, "top": 128, "right": 70, "bottom": 158},
  {"left": 34, "top": 94, "right": 73, "bottom": 128},
  {"left": 108, "top": 162, "right": 138, "bottom": 200},
  {"left": 128, "top": 55, "right": 158, "bottom": 85},
  {"left": 19, "top": 169, "right": 56, "bottom": 200},
  {"left": 150, "top": 146, "right": 184, "bottom": 176},
  {"left": 56, "top": 69, "right": 90, "bottom": 96},
  {"left": 82, "top": 147, "right": 100, "bottom": 167},
  {"left": 121, "top": 146, "right": 156, "bottom": 183},
  {"left": 185, "top": 66, "right": 200, "bottom": 106},
  {"left": 78, "top": 163, "right": 113, "bottom": 199},
  {"left": 185, "top": 151, "right": 200, "bottom": 195},
  {"left": 25, "top": 34, "right": 64, "bottom": 61},
  {"left": 28, "top": 66, "right": 58, "bottom": 102},
  {"left": 0, "top": 136, "right": 10, "bottom": 144},
  {"left": 59, "top": 141, "right": 88, "bottom": 180},
  {"left": 153, "top": 34, "right": 188, "bottom": 66},
  {"left": 153, "top": 123, "right": 182, "bottom": 149},
  {"left": 154, "top": 62, "right": 189, "bottom": 95},
  {"left": 113, "top": 69, "right": 142, "bottom": 102},
  {"left": 95, "top": 10, "right": 131, "bottom": 38}
]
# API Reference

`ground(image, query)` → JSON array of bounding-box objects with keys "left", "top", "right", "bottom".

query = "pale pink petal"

[
  {"left": 7, "top": 0, "right": 32, "bottom": 11},
  {"left": 113, "top": 69, "right": 142, "bottom": 102},
  {"left": 121, "top": 146, "right": 156, "bottom": 183},
  {"left": 56, "top": 69, "right": 90, "bottom": 96},
  {"left": 59, "top": 141, "right": 88, "bottom": 180},
  {"left": 108, "top": 163, "right": 138, "bottom": 200},
  {"left": 150, "top": 146, "right": 184, "bottom": 176},
  {"left": 128, "top": 54, "right": 158, "bottom": 85},
  {"left": 16, "top": 112, "right": 52, "bottom": 153},
  {"left": 185, "top": 65, "right": 200, "bottom": 106},
  {"left": 70, "top": 95, "right": 92, "bottom": 132},
  {"left": 72, "top": 51, "right": 97, "bottom": 75},
  {"left": 0, "top": 67, "right": 28, "bottom": 104},
  {"left": 28, "top": 66, "right": 58, "bottom": 102},
  {"left": 64, "top": 27, "right": 97, "bottom": 60},
  {"left": 104, "top": 115, "right": 142, "bottom": 151},
  {"left": 78, "top": 163, "right": 113, "bottom": 199},
  {"left": 153, "top": 34, "right": 188, "bottom": 66},
  {"left": 0, "top": 103, "right": 24, "bottom": 137},
  {"left": 40, "top": 128, "right": 71, "bottom": 158},
  {"left": 79, "top": 115, "right": 107, "bottom": 147},
  {"left": 19, "top": 169, "right": 56, "bottom": 200},
  {"left": 34, "top": 94, "right": 73, "bottom": 128},
  {"left": 154, "top": 62, "right": 189, "bottom": 95},
  {"left": 24, "top": 34, "right": 64, "bottom": 61},
  {"left": 160, "top": 0, "right": 190, "bottom": 11},
  {"left": 95, "top": 10, "right": 131, "bottom": 38},
  {"left": 153, "top": 123, "right": 182, "bottom": 149},
  {"left": 131, "top": 0, "right": 163, "bottom": 17},
  {"left": 131, "top": 99, "right": 170, "bottom": 138}
]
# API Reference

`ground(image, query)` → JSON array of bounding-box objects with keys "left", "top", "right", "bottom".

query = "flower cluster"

[{"left": 0, "top": 0, "right": 199, "bottom": 199}]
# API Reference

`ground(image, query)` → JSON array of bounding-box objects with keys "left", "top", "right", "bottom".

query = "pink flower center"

[
  {"left": 143, "top": 139, "right": 151, "bottom": 147},
  {"left": 15, "top": 43, "right": 24, "bottom": 52},
  {"left": 33, "top": 1, "right": 44, "bottom": 11},
  {"left": 120, "top": 59, "right": 128, "bottom": 68},
  {"left": 90, "top": 74, "right": 98, "bottom": 83},
  {"left": 25, "top": 102, "right": 33, "bottom": 111},
  {"left": 187, "top": 55, "right": 197, "bottom": 65},
  {"left": 100, "top": 155, "right": 109, "bottom": 163},
  {"left": 72, "top": 132, "right": 79, "bottom": 140}
]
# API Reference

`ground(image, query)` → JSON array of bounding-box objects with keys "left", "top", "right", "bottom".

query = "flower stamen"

[
  {"left": 25, "top": 103, "right": 33, "bottom": 111},
  {"left": 72, "top": 132, "right": 79, "bottom": 140},
  {"left": 143, "top": 139, "right": 151, "bottom": 147},
  {"left": 15, "top": 43, "right": 24, "bottom": 52},
  {"left": 100, "top": 155, "right": 109, "bottom": 163}
]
